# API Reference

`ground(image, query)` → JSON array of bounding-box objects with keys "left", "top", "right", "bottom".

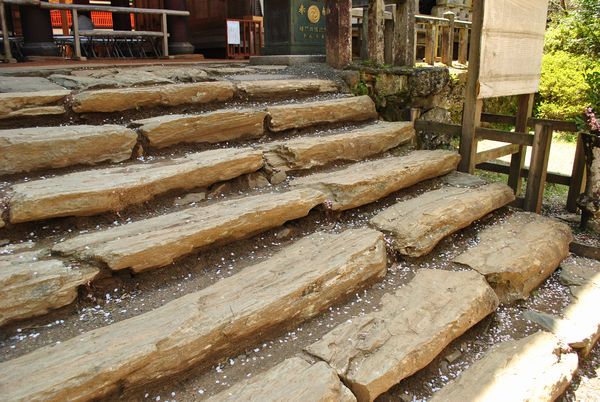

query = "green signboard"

[{"left": 264, "top": 0, "right": 326, "bottom": 55}]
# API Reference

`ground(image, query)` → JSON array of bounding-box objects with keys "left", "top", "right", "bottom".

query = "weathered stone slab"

[
  {"left": 575, "top": 368, "right": 600, "bottom": 402},
  {"left": 9, "top": 148, "right": 264, "bottom": 223},
  {"left": 237, "top": 79, "right": 338, "bottom": 98},
  {"left": 70, "top": 68, "right": 174, "bottom": 86},
  {"left": 454, "top": 212, "right": 573, "bottom": 304},
  {"left": 53, "top": 188, "right": 327, "bottom": 272},
  {"left": 207, "top": 357, "right": 356, "bottom": 402},
  {"left": 1, "top": 229, "right": 386, "bottom": 401},
  {"left": 0, "top": 245, "right": 99, "bottom": 326},
  {"left": 0, "top": 90, "right": 69, "bottom": 120},
  {"left": 305, "top": 269, "right": 498, "bottom": 402},
  {"left": 371, "top": 183, "right": 515, "bottom": 257},
  {"left": 133, "top": 109, "right": 267, "bottom": 149},
  {"left": 267, "top": 96, "right": 378, "bottom": 132},
  {"left": 263, "top": 121, "right": 415, "bottom": 172},
  {"left": 72, "top": 81, "right": 235, "bottom": 113},
  {"left": 291, "top": 150, "right": 460, "bottom": 211},
  {"left": 0, "top": 125, "right": 137, "bottom": 176},
  {"left": 0, "top": 76, "right": 65, "bottom": 93},
  {"left": 430, "top": 332, "right": 579, "bottom": 402}
]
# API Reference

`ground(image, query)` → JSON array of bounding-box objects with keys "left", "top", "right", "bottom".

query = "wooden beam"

[
  {"left": 383, "top": 4, "right": 395, "bottom": 64},
  {"left": 71, "top": 8, "right": 85, "bottom": 60},
  {"left": 567, "top": 132, "right": 587, "bottom": 212},
  {"left": 570, "top": 242, "right": 600, "bottom": 261},
  {"left": 326, "top": 0, "right": 352, "bottom": 69},
  {"left": 475, "top": 143, "right": 519, "bottom": 165},
  {"left": 476, "top": 127, "right": 533, "bottom": 146},
  {"left": 414, "top": 120, "right": 462, "bottom": 136},
  {"left": 394, "top": 0, "right": 415, "bottom": 66},
  {"left": 441, "top": 11, "right": 454, "bottom": 66},
  {"left": 161, "top": 12, "right": 169, "bottom": 57},
  {"left": 480, "top": 113, "right": 517, "bottom": 125},
  {"left": 458, "top": 26, "right": 468, "bottom": 64},
  {"left": 524, "top": 123, "right": 553, "bottom": 213},
  {"left": 476, "top": 162, "right": 572, "bottom": 186},
  {"left": 424, "top": 23, "right": 435, "bottom": 65},
  {"left": 368, "top": 0, "right": 385, "bottom": 64},
  {"left": 508, "top": 93, "right": 535, "bottom": 195},
  {"left": 360, "top": 7, "right": 368, "bottom": 59},
  {"left": 458, "top": 0, "right": 483, "bottom": 173},
  {"left": 529, "top": 117, "right": 578, "bottom": 133}
]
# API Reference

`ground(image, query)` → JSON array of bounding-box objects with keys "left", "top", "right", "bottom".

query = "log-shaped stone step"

[
  {"left": 0, "top": 229, "right": 387, "bottom": 401},
  {"left": 0, "top": 90, "right": 69, "bottom": 120},
  {"left": 530, "top": 258, "right": 600, "bottom": 356},
  {"left": 430, "top": 332, "right": 579, "bottom": 402},
  {"left": 454, "top": 212, "right": 573, "bottom": 304},
  {"left": 133, "top": 109, "right": 267, "bottom": 149},
  {"left": 304, "top": 269, "right": 499, "bottom": 402},
  {"left": 291, "top": 150, "right": 460, "bottom": 211},
  {"left": 371, "top": 182, "right": 515, "bottom": 257},
  {"left": 53, "top": 188, "right": 327, "bottom": 272},
  {"left": 8, "top": 148, "right": 264, "bottom": 224},
  {"left": 267, "top": 95, "right": 378, "bottom": 132},
  {"left": 236, "top": 79, "right": 338, "bottom": 98},
  {"left": 207, "top": 357, "right": 356, "bottom": 402},
  {"left": 263, "top": 121, "right": 415, "bottom": 172},
  {"left": 0, "top": 244, "right": 99, "bottom": 326},
  {"left": 0, "top": 125, "right": 137, "bottom": 176},
  {"left": 72, "top": 81, "right": 236, "bottom": 113}
]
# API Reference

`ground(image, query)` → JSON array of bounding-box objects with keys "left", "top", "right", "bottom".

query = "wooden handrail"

[{"left": 39, "top": 1, "right": 189, "bottom": 16}]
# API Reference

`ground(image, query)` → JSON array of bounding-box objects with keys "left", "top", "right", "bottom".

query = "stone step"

[
  {"left": 0, "top": 90, "right": 69, "bottom": 120},
  {"left": 72, "top": 81, "right": 236, "bottom": 113},
  {"left": 454, "top": 212, "right": 573, "bottom": 304},
  {"left": 133, "top": 109, "right": 267, "bottom": 149},
  {"left": 263, "top": 121, "right": 415, "bottom": 172},
  {"left": 430, "top": 332, "right": 579, "bottom": 402},
  {"left": 0, "top": 244, "right": 99, "bottom": 326},
  {"left": 370, "top": 182, "right": 515, "bottom": 257},
  {"left": 207, "top": 357, "right": 356, "bottom": 402},
  {"left": 528, "top": 258, "right": 600, "bottom": 357},
  {"left": 53, "top": 188, "right": 327, "bottom": 272},
  {"left": 291, "top": 150, "right": 460, "bottom": 211},
  {"left": 8, "top": 148, "right": 264, "bottom": 224},
  {"left": 0, "top": 125, "right": 137, "bottom": 176},
  {"left": 304, "top": 269, "right": 499, "bottom": 402},
  {"left": 0, "top": 229, "right": 387, "bottom": 401},
  {"left": 267, "top": 95, "right": 378, "bottom": 132},
  {"left": 236, "top": 79, "right": 338, "bottom": 98}
]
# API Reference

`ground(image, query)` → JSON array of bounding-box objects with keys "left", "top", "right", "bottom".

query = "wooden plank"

[
  {"left": 570, "top": 242, "right": 600, "bottom": 261},
  {"left": 424, "top": 23, "right": 435, "bottom": 65},
  {"left": 458, "top": 0, "right": 484, "bottom": 173},
  {"left": 394, "top": 0, "right": 415, "bottom": 66},
  {"left": 368, "top": 0, "right": 385, "bottom": 64},
  {"left": 40, "top": 1, "right": 190, "bottom": 16},
  {"left": 508, "top": 93, "right": 535, "bottom": 194},
  {"left": 567, "top": 132, "right": 587, "bottom": 212},
  {"left": 524, "top": 123, "right": 553, "bottom": 213},
  {"left": 441, "top": 11, "right": 454, "bottom": 66},
  {"left": 475, "top": 143, "right": 519, "bottom": 165},
  {"left": 476, "top": 162, "right": 572, "bottom": 187},
  {"left": 458, "top": 27, "right": 468, "bottom": 64},
  {"left": 476, "top": 127, "right": 533, "bottom": 146},
  {"left": 415, "top": 120, "right": 462, "bottom": 137}
]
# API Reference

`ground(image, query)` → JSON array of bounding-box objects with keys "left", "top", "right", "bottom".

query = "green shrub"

[{"left": 536, "top": 51, "right": 599, "bottom": 121}]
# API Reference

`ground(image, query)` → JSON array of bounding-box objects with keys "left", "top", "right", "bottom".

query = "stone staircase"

[{"left": 0, "top": 64, "right": 598, "bottom": 402}]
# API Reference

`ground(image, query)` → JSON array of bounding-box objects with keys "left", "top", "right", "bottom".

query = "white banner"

[{"left": 227, "top": 21, "right": 241, "bottom": 45}]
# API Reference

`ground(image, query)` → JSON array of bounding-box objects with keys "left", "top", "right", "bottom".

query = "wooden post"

[
  {"left": 507, "top": 93, "right": 535, "bottom": 195},
  {"left": 360, "top": 7, "right": 368, "bottom": 59},
  {"left": 161, "top": 12, "right": 169, "bottom": 57},
  {"left": 368, "top": 0, "right": 384, "bottom": 64},
  {"left": 458, "top": 0, "right": 484, "bottom": 173},
  {"left": 524, "top": 123, "right": 553, "bottom": 213},
  {"left": 72, "top": 8, "right": 83, "bottom": 60},
  {"left": 424, "top": 23, "right": 435, "bottom": 65},
  {"left": 325, "top": 0, "right": 352, "bottom": 69},
  {"left": 458, "top": 27, "right": 468, "bottom": 64},
  {"left": 0, "top": 1, "right": 16, "bottom": 63},
  {"left": 567, "top": 132, "right": 587, "bottom": 212},
  {"left": 394, "top": 0, "right": 415, "bottom": 67},
  {"left": 383, "top": 4, "right": 395, "bottom": 65},
  {"left": 441, "top": 11, "right": 455, "bottom": 66}
]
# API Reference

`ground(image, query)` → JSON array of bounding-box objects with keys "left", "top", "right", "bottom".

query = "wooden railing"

[
  {"left": 225, "top": 17, "right": 263, "bottom": 59},
  {"left": 39, "top": 1, "right": 189, "bottom": 60},
  {"left": 352, "top": 5, "right": 471, "bottom": 67}
]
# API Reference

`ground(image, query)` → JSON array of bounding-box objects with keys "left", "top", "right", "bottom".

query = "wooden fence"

[{"left": 225, "top": 17, "right": 262, "bottom": 59}]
